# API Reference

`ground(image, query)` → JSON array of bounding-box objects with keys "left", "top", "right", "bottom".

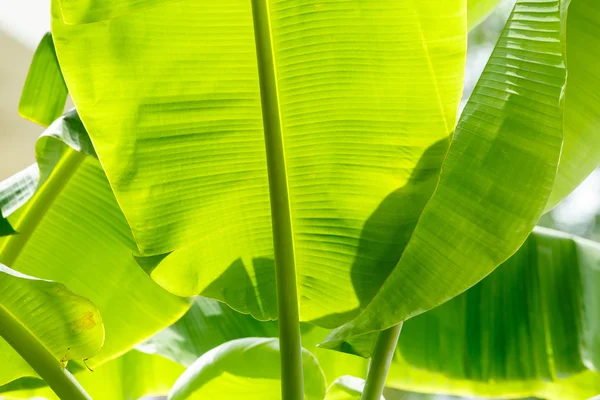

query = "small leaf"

[{"left": 19, "top": 33, "right": 67, "bottom": 127}]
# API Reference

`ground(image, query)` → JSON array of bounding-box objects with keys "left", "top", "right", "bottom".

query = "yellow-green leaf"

[
  {"left": 0, "top": 111, "right": 189, "bottom": 385},
  {"left": 0, "top": 263, "right": 103, "bottom": 387},
  {"left": 18, "top": 33, "right": 67, "bottom": 127}
]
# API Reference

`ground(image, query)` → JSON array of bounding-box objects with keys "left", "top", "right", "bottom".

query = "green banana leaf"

[
  {"left": 136, "top": 296, "right": 279, "bottom": 367},
  {"left": 58, "top": 0, "right": 502, "bottom": 29},
  {"left": 168, "top": 337, "right": 327, "bottom": 400},
  {"left": 0, "top": 111, "right": 189, "bottom": 385},
  {"left": 328, "top": 226, "right": 600, "bottom": 398},
  {"left": 18, "top": 32, "right": 67, "bottom": 127},
  {"left": 0, "top": 350, "right": 185, "bottom": 400},
  {"left": 467, "top": 0, "right": 504, "bottom": 30},
  {"left": 51, "top": 0, "right": 468, "bottom": 329},
  {"left": 327, "top": 0, "right": 568, "bottom": 342},
  {"left": 136, "top": 226, "right": 600, "bottom": 399},
  {"left": 0, "top": 262, "right": 103, "bottom": 387},
  {"left": 49, "top": 0, "right": 565, "bottom": 348},
  {"left": 544, "top": 0, "right": 600, "bottom": 210}
]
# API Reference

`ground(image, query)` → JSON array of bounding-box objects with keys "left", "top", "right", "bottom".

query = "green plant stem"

[
  {"left": 249, "top": 0, "right": 304, "bottom": 399},
  {"left": 0, "top": 147, "right": 90, "bottom": 399},
  {"left": 0, "top": 304, "right": 91, "bottom": 400},
  {"left": 361, "top": 323, "right": 403, "bottom": 400}
]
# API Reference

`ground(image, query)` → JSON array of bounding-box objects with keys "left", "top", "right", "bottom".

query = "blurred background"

[{"left": 1, "top": 0, "right": 598, "bottom": 253}]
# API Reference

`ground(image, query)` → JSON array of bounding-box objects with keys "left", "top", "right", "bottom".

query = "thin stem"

[
  {"left": 0, "top": 304, "right": 91, "bottom": 400},
  {"left": 0, "top": 147, "right": 85, "bottom": 265},
  {"left": 361, "top": 323, "right": 403, "bottom": 400},
  {"left": 249, "top": 0, "right": 304, "bottom": 399}
]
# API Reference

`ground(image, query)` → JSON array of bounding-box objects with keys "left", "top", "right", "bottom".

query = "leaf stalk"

[
  {"left": 0, "top": 304, "right": 92, "bottom": 400},
  {"left": 249, "top": 0, "right": 304, "bottom": 398},
  {"left": 361, "top": 323, "right": 403, "bottom": 400}
]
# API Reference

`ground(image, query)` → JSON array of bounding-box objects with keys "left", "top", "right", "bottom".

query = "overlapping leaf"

[
  {"left": 0, "top": 350, "right": 185, "bottom": 400},
  {"left": 467, "top": 0, "right": 504, "bottom": 29},
  {"left": 51, "top": 0, "right": 600, "bottom": 350},
  {"left": 544, "top": 0, "right": 600, "bottom": 210},
  {"left": 0, "top": 263, "right": 103, "bottom": 386},
  {"left": 51, "top": 0, "right": 466, "bottom": 328},
  {"left": 327, "top": 227, "right": 600, "bottom": 398},
  {"left": 18, "top": 32, "right": 67, "bottom": 127},
  {"left": 0, "top": 111, "right": 189, "bottom": 385},
  {"left": 325, "top": 376, "right": 385, "bottom": 400},
  {"left": 327, "top": 0, "right": 566, "bottom": 342},
  {"left": 137, "top": 296, "right": 278, "bottom": 367},
  {"left": 138, "top": 227, "right": 600, "bottom": 399}
]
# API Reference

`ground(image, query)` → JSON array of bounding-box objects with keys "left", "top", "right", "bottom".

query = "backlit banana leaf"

[
  {"left": 51, "top": 0, "right": 600, "bottom": 344},
  {"left": 0, "top": 263, "right": 103, "bottom": 387},
  {"left": 328, "top": 0, "right": 568, "bottom": 342},
  {"left": 51, "top": 0, "right": 470, "bottom": 330},
  {"left": 544, "top": 0, "right": 600, "bottom": 210},
  {"left": 139, "top": 227, "right": 600, "bottom": 399},
  {"left": 0, "top": 111, "right": 189, "bottom": 385},
  {"left": 168, "top": 337, "right": 327, "bottom": 400},
  {"left": 0, "top": 350, "right": 185, "bottom": 400},
  {"left": 327, "top": 226, "right": 600, "bottom": 398},
  {"left": 18, "top": 32, "right": 67, "bottom": 127},
  {"left": 137, "top": 296, "right": 366, "bottom": 384},
  {"left": 136, "top": 296, "right": 278, "bottom": 367}
]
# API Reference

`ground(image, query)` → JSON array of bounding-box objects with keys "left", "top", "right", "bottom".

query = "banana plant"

[
  {"left": 1, "top": 223, "right": 598, "bottom": 399},
  {"left": 48, "top": 0, "right": 600, "bottom": 397},
  {"left": 3, "top": 0, "right": 600, "bottom": 398}
]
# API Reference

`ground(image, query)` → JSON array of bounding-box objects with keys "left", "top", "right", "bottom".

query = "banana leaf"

[
  {"left": 18, "top": 32, "right": 67, "bottom": 127},
  {"left": 0, "top": 263, "right": 103, "bottom": 389},
  {"left": 57, "top": 0, "right": 502, "bottom": 27},
  {"left": 0, "top": 350, "right": 185, "bottom": 400},
  {"left": 168, "top": 337, "right": 327, "bottom": 400},
  {"left": 0, "top": 111, "right": 189, "bottom": 385},
  {"left": 50, "top": 0, "right": 568, "bottom": 346}
]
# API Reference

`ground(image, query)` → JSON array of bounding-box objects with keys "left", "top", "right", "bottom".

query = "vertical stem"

[
  {"left": 361, "top": 323, "right": 403, "bottom": 400},
  {"left": 0, "top": 305, "right": 91, "bottom": 400},
  {"left": 249, "top": 0, "right": 304, "bottom": 399}
]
